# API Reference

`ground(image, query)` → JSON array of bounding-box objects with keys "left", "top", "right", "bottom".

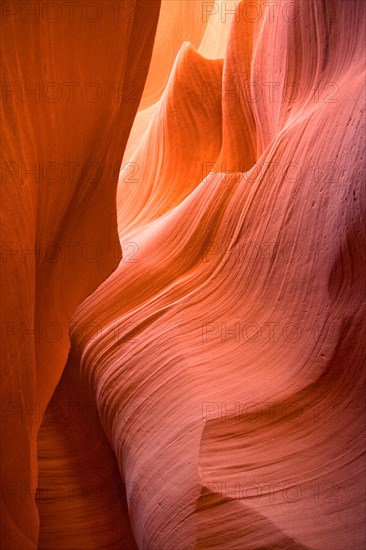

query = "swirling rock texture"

[{"left": 1, "top": 0, "right": 365, "bottom": 549}]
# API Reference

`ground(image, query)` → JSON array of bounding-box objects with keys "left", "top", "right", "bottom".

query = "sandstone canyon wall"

[
  {"left": 1, "top": 1, "right": 161, "bottom": 547},
  {"left": 1, "top": 1, "right": 365, "bottom": 549}
]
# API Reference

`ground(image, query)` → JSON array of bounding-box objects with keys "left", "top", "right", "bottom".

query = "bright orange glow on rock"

[{"left": 1, "top": 1, "right": 365, "bottom": 548}]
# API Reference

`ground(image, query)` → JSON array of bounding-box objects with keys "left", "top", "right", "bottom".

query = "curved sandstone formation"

[
  {"left": 2, "top": 0, "right": 365, "bottom": 548},
  {"left": 117, "top": 42, "right": 223, "bottom": 237},
  {"left": 68, "top": 0, "right": 365, "bottom": 548},
  {"left": 139, "top": 0, "right": 210, "bottom": 110}
]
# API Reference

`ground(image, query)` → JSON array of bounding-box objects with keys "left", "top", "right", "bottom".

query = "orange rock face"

[
  {"left": 1, "top": 0, "right": 365, "bottom": 548},
  {"left": 1, "top": 1, "right": 160, "bottom": 547}
]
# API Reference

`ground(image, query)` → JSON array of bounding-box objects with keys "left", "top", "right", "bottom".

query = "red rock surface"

[
  {"left": 1, "top": 0, "right": 365, "bottom": 548},
  {"left": 1, "top": 1, "right": 160, "bottom": 547}
]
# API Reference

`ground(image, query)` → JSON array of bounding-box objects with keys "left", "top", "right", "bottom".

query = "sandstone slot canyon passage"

[{"left": 1, "top": 1, "right": 366, "bottom": 549}]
